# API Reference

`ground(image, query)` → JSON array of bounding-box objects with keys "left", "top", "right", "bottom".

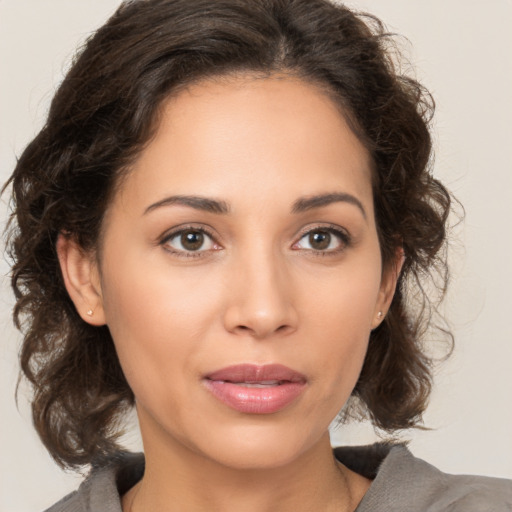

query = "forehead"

[{"left": 115, "top": 74, "right": 374, "bottom": 214}]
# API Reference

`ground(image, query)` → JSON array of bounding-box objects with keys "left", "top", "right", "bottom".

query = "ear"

[
  {"left": 371, "top": 247, "right": 405, "bottom": 329},
  {"left": 56, "top": 233, "right": 106, "bottom": 326}
]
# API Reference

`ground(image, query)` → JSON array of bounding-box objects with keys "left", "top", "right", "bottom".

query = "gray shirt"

[{"left": 44, "top": 444, "right": 512, "bottom": 511}]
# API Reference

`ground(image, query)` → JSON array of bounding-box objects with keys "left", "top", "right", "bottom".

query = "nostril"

[
  {"left": 232, "top": 323, "right": 291, "bottom": 337},
  {"left": 224, "top": 302, "right": 298, "bottom": 339}
]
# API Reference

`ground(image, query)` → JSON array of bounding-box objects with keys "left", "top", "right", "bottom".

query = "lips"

[{"left": 203, "top": 364, "right": 307, "bottom": 414}]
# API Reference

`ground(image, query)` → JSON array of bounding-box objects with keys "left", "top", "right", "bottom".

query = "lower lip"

[{"left": 203, "top": 380, "right": 306, "bottom": 414}]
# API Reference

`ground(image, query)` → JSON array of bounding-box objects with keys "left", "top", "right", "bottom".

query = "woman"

[{"left": 4, "top": 0, "right": 511, "bottom": 510}]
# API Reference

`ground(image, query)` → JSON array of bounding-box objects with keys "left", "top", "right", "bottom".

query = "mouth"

[
  {"left": 227, "top": 380, "right": 284, "bottom": 388},
  {"left": 203, "top": 364, "right": 307, "bottom": 414}
]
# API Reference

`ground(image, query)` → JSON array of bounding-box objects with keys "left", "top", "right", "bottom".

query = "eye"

[
  {"left": 163, "top": 228, "right": 217, "bottom": 254},
  {"left": 293, "top": 227, "right": 349, "bottom": 253}
]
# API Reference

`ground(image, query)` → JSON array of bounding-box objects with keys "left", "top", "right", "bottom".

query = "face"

[{"left": 61, "top": 75, "right": 397, "bottom": 470}]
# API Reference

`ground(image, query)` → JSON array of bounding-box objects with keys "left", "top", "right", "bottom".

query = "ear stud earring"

[
  {"left": 377, "top": 311, "right": 383, "bottom": 319},
  {"left": 86, "top": 309, "right": 94, "bottom": 317}
]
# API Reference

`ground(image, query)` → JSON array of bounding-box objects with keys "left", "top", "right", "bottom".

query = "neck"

[{"left": 124, "top": 420, "right": 369, "bottom": 512}]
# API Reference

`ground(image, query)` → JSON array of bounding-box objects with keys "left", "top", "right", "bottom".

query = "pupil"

[
  {"left": 181, "top": 230, "right": 204, "bottom": 251},
  {"left": 309, "top": 231, "right": 330, "bottom": 250}
]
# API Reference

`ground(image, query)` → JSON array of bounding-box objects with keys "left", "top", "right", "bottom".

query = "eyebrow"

[
  {"left": 291, "top": 193, "right": 367, "bottom": 219},
  {"left": 144, "top": 192, "right": 366, "bottom": 218},
  {"left": 144, "top": 195, "right": 230, "bottom": 215}
]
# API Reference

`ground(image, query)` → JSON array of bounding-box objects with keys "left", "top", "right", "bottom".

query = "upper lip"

[{"left": 205, "top": 364, "right": 306, "bottom": 384}]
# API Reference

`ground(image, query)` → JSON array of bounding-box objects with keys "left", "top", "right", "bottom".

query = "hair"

[{"left": 4, "top": 0, "right": 452, "bottom": 470}]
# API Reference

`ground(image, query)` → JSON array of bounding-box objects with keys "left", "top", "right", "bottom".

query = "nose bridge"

[{"left": 223, "top": 237, "right": 297, "bottom": 338}]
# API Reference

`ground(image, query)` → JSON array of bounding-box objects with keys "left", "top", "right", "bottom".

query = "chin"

[{"left": 189, "top": 420, "right": 327, "bottom": 471}]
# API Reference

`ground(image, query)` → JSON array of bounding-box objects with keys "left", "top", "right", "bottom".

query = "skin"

[{"left": 58, "top": 74, "right": 401, "bottom": 512}]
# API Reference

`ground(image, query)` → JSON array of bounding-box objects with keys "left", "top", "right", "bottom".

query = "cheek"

[
  {"left": 305, "top": 250, "right": 382, "bottom": 333},
  {"left": 98, "top": 252, "right": 223, "bottom": 395},
  {"left": 301, "top": 252, "right": 382, "bottom": 388}
]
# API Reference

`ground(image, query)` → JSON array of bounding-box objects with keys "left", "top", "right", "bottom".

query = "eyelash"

[
  {"left": 159, "top": 224, "right": 351, "bottom": 258},
  {"left": 293, "top": 224, "right": 351, "bottom": 256},
  {"left": 160, "top": 224, "right": 219, "bottom": 258}
]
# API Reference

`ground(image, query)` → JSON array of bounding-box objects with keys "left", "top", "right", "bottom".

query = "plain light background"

[{"left": 1, "top": 0, "right": 511, "bottom": 510}]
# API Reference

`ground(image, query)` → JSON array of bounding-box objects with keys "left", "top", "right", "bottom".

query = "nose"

[{"left": 222, "top": 249, "right": 298, "bottom": 339}]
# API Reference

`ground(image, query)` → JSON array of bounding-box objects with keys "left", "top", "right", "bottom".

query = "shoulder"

[
  {"left": 334, "top": 444, "right": 512, "bottom": 512},
  {"left": 43, "top": 452, "right": 144, "bottom": 512},
  {"left": 434, "top": 472, "right": 512, "bottom": 511},
  {"left": 44, "top": 490, "right": 81, "bottom": 512}
]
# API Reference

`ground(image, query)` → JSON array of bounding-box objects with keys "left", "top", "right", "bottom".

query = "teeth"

[{"left": 230, "top": 380, "right": 280, "bottom": 388}]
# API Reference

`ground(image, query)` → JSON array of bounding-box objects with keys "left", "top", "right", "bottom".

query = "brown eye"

[
  {"left": 308, "top": 231, "right": 331, "bottom": 250},
  {"left": 294, "top": 227, "right": 349, "bottom": 253},
  {"left": 181, "top": 230, "right": 204, "bottom": 251},
  {"left": 165, "top": 228, "right": 215, "bottom": 253}
]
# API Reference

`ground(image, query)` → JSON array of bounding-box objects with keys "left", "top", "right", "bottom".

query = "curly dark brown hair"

[{"left": 4, "top": 0, "right": 452, "bottom": 470}]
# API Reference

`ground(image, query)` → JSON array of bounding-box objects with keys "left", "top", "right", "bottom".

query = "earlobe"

[
  {"left": 372, "top": 248, "right": 405, "bottom": 329},
  {"left": 56, "top": 233, "right": 106, "bottom": 326}
]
